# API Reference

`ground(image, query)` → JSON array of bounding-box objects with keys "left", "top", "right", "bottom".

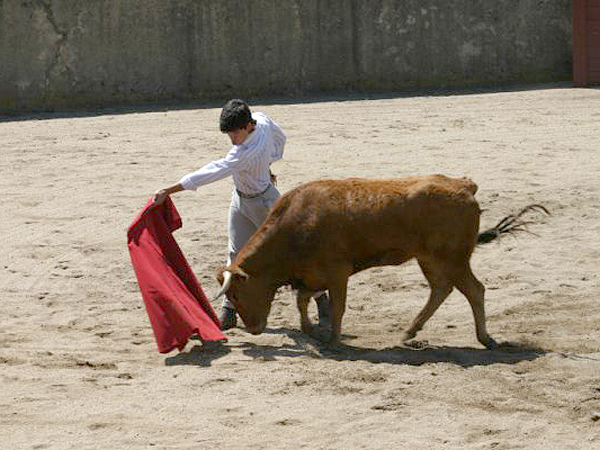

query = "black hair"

[{"left": 219, "top": 99, "right": 255, "bottom": 132}]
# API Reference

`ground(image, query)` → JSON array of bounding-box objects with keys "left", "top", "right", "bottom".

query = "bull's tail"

[{"left": 477, "top": 204, "right": 549, "bottom": 244}]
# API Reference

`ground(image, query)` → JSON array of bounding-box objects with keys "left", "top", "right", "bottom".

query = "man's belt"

[{"left": 236, "top": 184, "right": 271, "bottom": 199}]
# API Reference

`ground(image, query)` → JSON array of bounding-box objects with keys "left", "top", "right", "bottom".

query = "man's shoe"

[{"left": 219, "top": 307, "right": 237, "bottom": 330}]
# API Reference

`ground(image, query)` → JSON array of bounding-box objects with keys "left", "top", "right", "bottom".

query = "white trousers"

[{"left": 222, "top": 185, "right": 280, "bottom": 309}]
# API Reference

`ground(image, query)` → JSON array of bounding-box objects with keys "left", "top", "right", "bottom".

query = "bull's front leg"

[
  {"left": 296, "top": 288, "right": 338, "bottom": 343},
  {"left": 297, "top": 291, "right": 331, "bottom": 342},
  {"left": 296, "top": 292, "right": 313, "bottom": 334}
]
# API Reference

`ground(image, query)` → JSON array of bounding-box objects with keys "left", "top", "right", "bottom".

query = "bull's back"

[{"left": 273, "top": 175, "right": 480, "bottom": 264}]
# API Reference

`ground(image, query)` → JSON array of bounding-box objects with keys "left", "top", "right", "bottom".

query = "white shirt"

[{"left": 179, "top": 112, "right": 286, "bottom": 195}]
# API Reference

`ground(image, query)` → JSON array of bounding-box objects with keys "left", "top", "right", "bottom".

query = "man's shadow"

[{"left": 164, "top": 326, "right": 546, "bottom": 368}]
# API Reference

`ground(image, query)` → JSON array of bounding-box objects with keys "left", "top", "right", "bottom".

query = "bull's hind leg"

[
  {"left": 453, "top": 265, "right": 498, "bottom": 349},
  {"left": 404, "top": 259, "right": 454, "bottom": 343},
  {"left": 327, "top": 276, "right": 349, "bottom": 346}
]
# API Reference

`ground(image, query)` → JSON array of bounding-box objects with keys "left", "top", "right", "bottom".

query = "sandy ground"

[{"left": 2, "top": 86, "right": 600, "bottom": 449}]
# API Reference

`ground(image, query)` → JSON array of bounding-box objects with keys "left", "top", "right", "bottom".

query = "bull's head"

[{"left": 214, "top": 267, "right": 275, "bottom": 334}]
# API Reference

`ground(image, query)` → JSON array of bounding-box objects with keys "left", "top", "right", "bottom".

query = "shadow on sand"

[
  {"left": 164, "top": 326, "right": 546, "bottom": 368},
  {"left": 164, "top": 341, "right": 232, "bottom": 367}
]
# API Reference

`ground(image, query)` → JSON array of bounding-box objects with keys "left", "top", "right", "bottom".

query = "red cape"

[{"left": 127, "top": 198, "right": 226, "bottom": 353}]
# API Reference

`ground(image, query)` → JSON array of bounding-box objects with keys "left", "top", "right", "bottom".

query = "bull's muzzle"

[{"left": 244, "top": 320, "right": 267, "bottom": 335}]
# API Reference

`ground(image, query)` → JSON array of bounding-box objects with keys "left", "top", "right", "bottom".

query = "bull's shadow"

[
  {"left": 163, "top": 327, "right": 546, "bottom": 368},
  {"left": 239, "top": 327, "right": 546, "bottom": 367}
]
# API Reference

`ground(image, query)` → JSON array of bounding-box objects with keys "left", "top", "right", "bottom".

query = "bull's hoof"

[
  {"left": 480, "top": 336, "right": 499, "bottom": 350},
  {"left": 403, "top": 339, "right": 430, "bottom": 349},
  {"left": 402, "top": 330, "right": 418, "bottom": 342}
]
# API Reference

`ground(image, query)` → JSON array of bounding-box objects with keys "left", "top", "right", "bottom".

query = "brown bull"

[{"left": 214, "top": 174, "right": 547, "bottom": 349}]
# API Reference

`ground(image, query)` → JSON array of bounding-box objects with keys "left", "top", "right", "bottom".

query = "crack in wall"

[
  {"left": 36, "top": 0, "right": 72, "bottom": 92},
  {"left": 1, "top": 0, "right": 573, "bottom": 113}
]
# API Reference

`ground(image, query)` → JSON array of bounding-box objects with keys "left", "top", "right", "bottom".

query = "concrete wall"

[{"left": 0, "top": 0, "right": 572, "bottom": 114}]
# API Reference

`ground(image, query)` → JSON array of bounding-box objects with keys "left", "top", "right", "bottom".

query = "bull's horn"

[{"left": 212, "top": 270, "right": 233, "bottom": 301}]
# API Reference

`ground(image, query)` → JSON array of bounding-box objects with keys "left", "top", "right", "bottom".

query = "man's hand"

[
  {"left": 152, "top": 189, "right": 169, "bottom": 207},
  {"left": 150, "top": 183, "right": 184, "bottom": 209}
]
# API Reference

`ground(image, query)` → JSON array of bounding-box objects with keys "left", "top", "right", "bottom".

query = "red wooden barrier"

[{"left": 573, "top": 0, "right": 600, "bottom": 86}]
